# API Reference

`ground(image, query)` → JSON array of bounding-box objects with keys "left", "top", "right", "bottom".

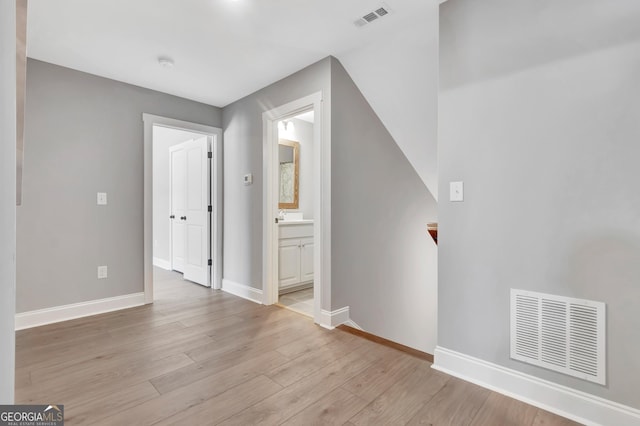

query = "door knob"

[{"left": 181, "top": 216, "right": 187, "bottom": 220}]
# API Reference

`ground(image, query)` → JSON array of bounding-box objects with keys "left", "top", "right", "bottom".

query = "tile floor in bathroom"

[{"left": 278, "top": 286, "right": 314, "bottom": 317}]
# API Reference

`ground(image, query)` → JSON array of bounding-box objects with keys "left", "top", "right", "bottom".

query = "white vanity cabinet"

[
  {"left": 299, "top": 237, "right": 314, "bottom": 283},
  {"left": 278, "top": 221, "right": 314, "bottom": 291}
]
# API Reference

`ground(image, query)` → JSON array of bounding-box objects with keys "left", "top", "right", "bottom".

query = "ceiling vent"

[
  {"left": 510, "top": 289, "right": 606, "bottom": 385},
  {"left": 354, "top": 5, "right": 393, "bottom": 27}
]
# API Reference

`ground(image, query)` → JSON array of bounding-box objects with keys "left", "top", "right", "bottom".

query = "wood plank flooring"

[{"left": 15, "top": 268, "right": 581, "bottom": 425}]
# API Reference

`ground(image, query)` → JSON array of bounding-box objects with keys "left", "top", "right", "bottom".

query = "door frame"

[
  {"left": 143, "top": 114, "right": 223, "bottom": 303},
  {"left": 262, "top": 91, "right": 332, "bottom": 327}
]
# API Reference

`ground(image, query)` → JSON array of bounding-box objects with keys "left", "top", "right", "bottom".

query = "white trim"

[
  {"left": 152, "top": 257, "right": 171, "bottom": 270},
  {"left": 0, "top": 0, "right": 17, "bottom": 402},
  {"left": 143, "top": 114, "right": 223, "bottom": 304},
  {"left": 432, "top": 346, "right": 640, "bottom": 426},
  {"left": 211, "top": 126, "right": 223, "bottom": 291},
  {"left": 15, "top": 293, "right": 145, "bottom": 331},
  {"left": 262, "top": 92, "right": 331, "bottom": 328},
  {"left": 221, "top": 279, "right": 263, "bottom": 304},
  {"left": 343, "top": 319, "right": 363, "bottom": 330},
  {"left": 318, "top": 306, "right": 350, "bottom": 330}
]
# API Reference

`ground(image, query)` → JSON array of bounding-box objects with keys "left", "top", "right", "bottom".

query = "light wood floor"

[{"left": 16, "top": 269, "right": 581, "bottom": 425}]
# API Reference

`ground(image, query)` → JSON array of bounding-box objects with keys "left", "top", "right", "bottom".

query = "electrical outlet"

[
  {"left": 243, "top": 174, "right": 253, "bottom": 185},
  {"left": 97, "top": 192, "right": 108, "bottom": 205},
  {"left": 97, "top": 265, "right": 108, "bottom": 279}
]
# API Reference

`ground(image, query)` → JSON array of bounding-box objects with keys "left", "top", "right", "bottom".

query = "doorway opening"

[
  {"left": 263, "top": 92, "right": 331, "bottom": 327},
  {"left": 275, "top": 110, "right": 315, "bottom": 317},
  {"left": 143, "top": 114, "right": 222, "bottom": 303}
]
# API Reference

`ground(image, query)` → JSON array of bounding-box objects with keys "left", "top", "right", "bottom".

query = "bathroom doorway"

[
  {"left": 275, "top": 111, "right": 315, "bottom": 317},
  {"left": 262, "top": 92, "right": 331, "bottom": 327}
]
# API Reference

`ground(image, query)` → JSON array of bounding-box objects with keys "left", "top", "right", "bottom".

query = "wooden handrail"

[{"left": 427, "top": 222, "right": 438, "bottom": 245}]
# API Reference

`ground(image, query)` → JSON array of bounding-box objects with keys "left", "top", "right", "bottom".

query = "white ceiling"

[
  {"left": 27, "top": 0, "right": 441, "bottom": 199},
  {"left": 27, "top": 0, "right": 429, "bottom": 108}
]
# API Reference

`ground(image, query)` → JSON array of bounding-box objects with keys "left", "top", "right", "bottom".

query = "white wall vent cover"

[
  {"left": 510, "top": 289, "right": 606, "bottom": 385},
  {"left": 354, "top": 5, "right": 393, "bottom": 27}
]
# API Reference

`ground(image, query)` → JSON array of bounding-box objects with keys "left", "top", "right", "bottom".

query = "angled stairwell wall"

[
  {"left": 336, "top": 0, "right": 440, "bottom": 200},
  {"left": 330, "top": 58, "right": 438, "bottom": 353}
]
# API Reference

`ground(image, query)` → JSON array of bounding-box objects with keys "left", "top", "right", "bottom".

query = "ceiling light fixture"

[{"left": 158, "top": 56, "right": 175, "bottom": 68}]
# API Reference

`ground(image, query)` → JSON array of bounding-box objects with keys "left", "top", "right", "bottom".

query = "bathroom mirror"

[{"left": 279, "top": 139, "right": 300, "bottom": 209}]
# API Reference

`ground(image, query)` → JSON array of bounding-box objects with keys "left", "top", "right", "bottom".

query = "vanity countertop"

[{"left": 278, "top": 219, "right": 314, "bottom": 226}]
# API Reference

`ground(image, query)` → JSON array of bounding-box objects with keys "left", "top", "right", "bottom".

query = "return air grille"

[
  {"left": 362, "top": 12, "right": 378, "bottom": 23},
  {"left": 354, "top": 5, "right": 393, "bottom": 27},
  {"left": 510, "top": 289, "right": 606, "bottom": 385}
]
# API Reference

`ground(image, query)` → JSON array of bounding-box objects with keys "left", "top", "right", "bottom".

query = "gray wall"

[
  {"left": 222, "top": 56, "right": 438, "bottom": 352},
  {"left": 0, "top": 0, "right": 16, "bottom": 403},
  {"left": 439, "top": 0, "right": 640, "bottom": 408},
  {"left": 278, "top": 117, "right": 314, "bottom": 219},
  {"left": 18, "top": 59, "right": 221, "bottom": 312},
  {"left": 221, "top": 58, "right": 331, "bottom": 292},
  {"left": 331, "top": 60, "right": 438, "bottom": 353},
  {"left": 152, "top": 126, "right": 203, "bottom": 265}
]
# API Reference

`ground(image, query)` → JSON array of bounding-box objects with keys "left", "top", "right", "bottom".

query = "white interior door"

[
  {"left": 169, "top": 144, "right": 187, "bottom": 273},
  {"left": 182, "top": 136, "right": 210, "bottom": 286}
]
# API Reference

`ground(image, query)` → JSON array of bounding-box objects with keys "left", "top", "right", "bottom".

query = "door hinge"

[
  {"left": 208, "top": 152, "right": 212, "bottom": 159},
  {"left": 208, "top": 205, "right": 212, "bottom": 212},
  {"left": 208, "top": 259, "right": 212, "bottom": 266}
]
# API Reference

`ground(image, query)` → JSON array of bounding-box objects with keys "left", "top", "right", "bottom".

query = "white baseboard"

[
  {"left": 343, "top": 319, "right": 363, "bottom": 330},
  {"left": 15, "top": 293, "right": 145, "bottom": 331},
  {"left": 152, "top": 257, "right": 171, "bottom": 270},
  {"left": 432, "top": 346, "right": 640, "bottom": 426},
  {"left": 221, "top": 279, "right": 263, "bottom": 304},
  {"left": 319, "top": 306, "right": 350, "bottom": 330}
]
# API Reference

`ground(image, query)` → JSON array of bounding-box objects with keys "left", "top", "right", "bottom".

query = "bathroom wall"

[
  {"left": 152, "top": 126, "right": 204, "bottom": 267},
  {"left": 278, "top": 117, "right": 314, "bottom": 219}
]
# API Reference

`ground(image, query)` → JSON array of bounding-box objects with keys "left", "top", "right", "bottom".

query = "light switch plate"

[
  {"left": 97, "top": 265, "right": 108, "bottom": 279},
  {"left": 450, "top": 181, "right": 464, "bottom": 202},
  {"left": 97, "top": 192, "right": 108, "bottom": 205},
  {"left": 243, "top": 174, "right": 253, "bottom": 185}
]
